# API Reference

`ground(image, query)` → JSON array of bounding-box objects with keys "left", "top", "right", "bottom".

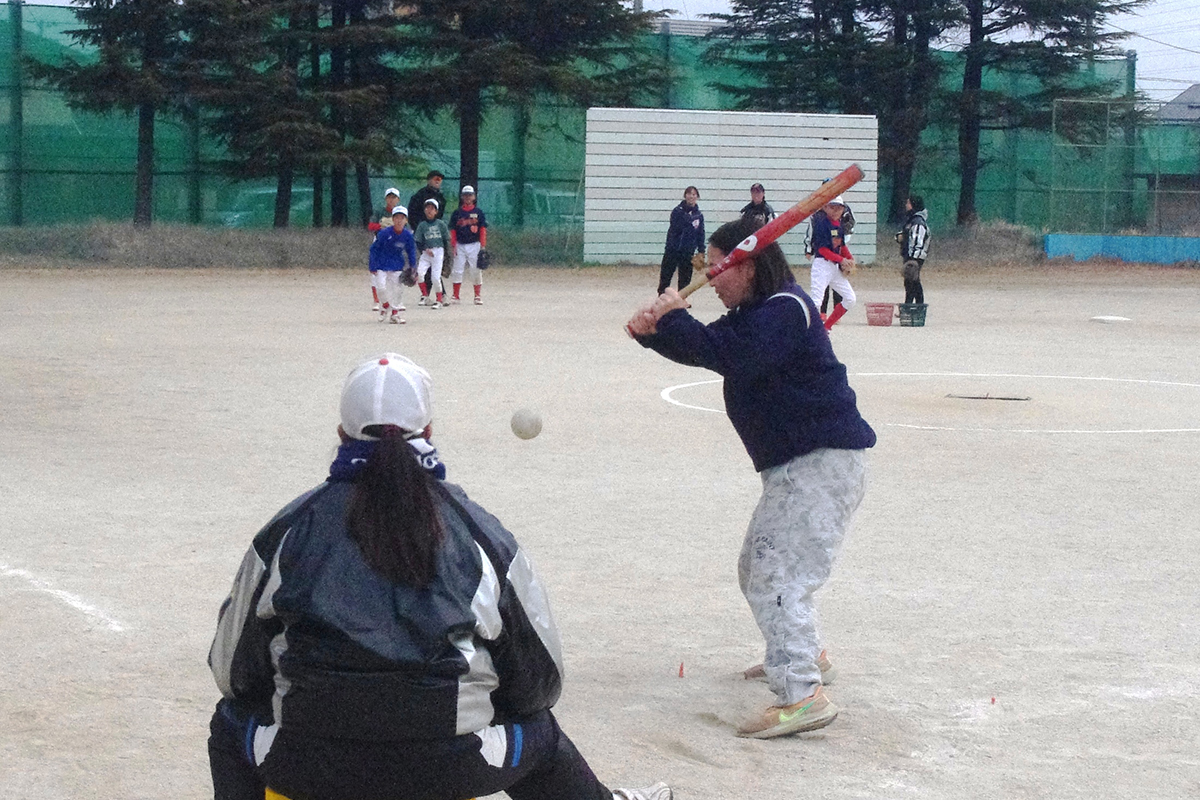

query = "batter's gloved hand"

[{"left": 476, "top": 249, "right": 491, "bottom": 270}]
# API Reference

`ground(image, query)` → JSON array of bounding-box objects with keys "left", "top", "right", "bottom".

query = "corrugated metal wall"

[{"left": 585, "top": 107, "right": 878, "bottom": 265}]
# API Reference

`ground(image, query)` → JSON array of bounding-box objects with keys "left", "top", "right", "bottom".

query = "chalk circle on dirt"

[
  {"left": 661, "top": 371, "right": 1200, "bottom": 435},
  {"left": 1090, "top": 315, "right": 1132, "bottom": 323}
]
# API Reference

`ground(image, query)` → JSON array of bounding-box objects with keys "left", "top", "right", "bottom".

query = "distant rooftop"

[{"left": 1157, "top": 84, "right": 1200, "bottom": 123}]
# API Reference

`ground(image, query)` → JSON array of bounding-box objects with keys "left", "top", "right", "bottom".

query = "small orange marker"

[
  {"left": 991, "top": 697, "right": 996, "bottom": 704},
  {"left": 678, "top": 662, "right": 684, "bottom": 678}
]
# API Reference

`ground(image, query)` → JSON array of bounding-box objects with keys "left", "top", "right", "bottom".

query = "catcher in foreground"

[
  {"left": 628, "top": 216, "right": 876, "bottom": 739},
  {"left": 207, "top": 354, "right": 672, "bottom": 800}
]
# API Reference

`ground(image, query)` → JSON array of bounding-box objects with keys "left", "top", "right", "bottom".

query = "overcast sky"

[{"left": 640, "top": 0, "right": 1200, "bottom": 103}]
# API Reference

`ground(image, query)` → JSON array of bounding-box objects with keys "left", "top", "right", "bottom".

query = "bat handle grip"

[{"left": 677, "top": 274, "right": 709, "bottom": 300}]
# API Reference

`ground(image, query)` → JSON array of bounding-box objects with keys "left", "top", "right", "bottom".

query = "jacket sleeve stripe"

[
  {"left": 209, "top": 546, "right": 268, "bottom": 696},
  {"left": 506, "top": 550, "right": 565, "bottom": 678}
]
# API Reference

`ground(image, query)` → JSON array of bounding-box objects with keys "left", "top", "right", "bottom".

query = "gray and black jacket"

[
  {"left": 898, "top": 208, "right": 930, "bottom": 262},
  {"left": 209, "top": 479, "right": 564, "bottom": 742}
]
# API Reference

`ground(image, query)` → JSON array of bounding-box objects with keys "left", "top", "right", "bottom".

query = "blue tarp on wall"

[{"left": 1044, "top": 234, "right": 1200, "bottom": 264}]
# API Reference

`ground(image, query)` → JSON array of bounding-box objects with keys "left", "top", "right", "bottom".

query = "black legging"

[
  {"left": 821, "top": 287, "right": 843, "bottom": 313},
  {"left": 658, "top": 251, "right": 694, "bottom": 295},
  {"left": 903, "top": 259, "right": 924, "bottom": 304},
  {"left": 209, "top": 700, "right": 612, "bottom": 800}
]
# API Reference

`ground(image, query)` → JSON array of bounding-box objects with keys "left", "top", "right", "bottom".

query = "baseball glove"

[
  {"left": 839, "top": 259, "right": 858, "bottom": 276},
  {"left": 400, "top": 266, "right": 417, "bottom": 287},
  {"left": 691, "top": 252, "right": 707, "bottom": 273},
  {"left": 476, "top": 248, "right": 491, "bottom": 270},
  {"left": 902, "top": 259, "right": 921, "bottom": 281}
]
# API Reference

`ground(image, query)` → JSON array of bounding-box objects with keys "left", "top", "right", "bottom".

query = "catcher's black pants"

[
  {"left": 209, "top": 699, "right": 611, "bottom": 800},
  {"left": 658, "top": 251, "right": 694, "bottom": 295},
  {"left": 903, "top": 258, "right": 925, "bottom": 304}
]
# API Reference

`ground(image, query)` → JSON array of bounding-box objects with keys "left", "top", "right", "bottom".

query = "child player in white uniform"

[
  {"left": 414, "top": 199, "right": 451, "bottom": 309},
  {"left": 449, "top": 185, "right": 488, "bottom": 305}
]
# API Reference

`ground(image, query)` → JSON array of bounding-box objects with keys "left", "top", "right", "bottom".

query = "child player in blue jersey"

[
  {"left": 449, "top": 185, "right": 488, "bottom": 305},
  {"left": 369, "top": 207, "right": 418, "bottom": 324},
  {"left": 807, "top": 196, "right": 857, "bottom": 330}
]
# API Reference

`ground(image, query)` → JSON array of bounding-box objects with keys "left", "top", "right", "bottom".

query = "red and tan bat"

[{"left": 676, "top": 163, "right": 864, "bottom": 299}]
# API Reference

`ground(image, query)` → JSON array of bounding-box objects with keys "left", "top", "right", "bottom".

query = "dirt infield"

[{"left": 2, "top": 262, "right": 1199, "bottom": 799}]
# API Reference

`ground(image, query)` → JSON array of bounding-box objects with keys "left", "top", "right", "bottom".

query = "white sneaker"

[
  {"left": 430, "top": 301, "right": 443, "bottom": 309},
  {"left": 372, "top": 303, "right": 380, "bottom": 312},
  {"left": 397, "top": 304, "right": 406, "bottom": 312},
  {"left": 389, "top": 313, "right": 405, "bottom": 325},
  {"left": 417, "top": 296, "right": 428, "bottom": 306},
  {"left": 613, "top": 783, "right": 672, "bottom": 800},
  {"left": 450, "top": 297, "right": 461, "bottom": 305},
  {"left": 474, "top": 296, "right": 483, "bottom": 305}
]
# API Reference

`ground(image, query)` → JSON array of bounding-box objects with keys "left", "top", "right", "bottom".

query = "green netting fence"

[{"left": 2, "top": 3, "right": 1197, "bottom": 244}]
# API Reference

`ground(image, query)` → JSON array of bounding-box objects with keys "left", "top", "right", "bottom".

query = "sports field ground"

[{"left": 2, "top": 261, "right": 1198, "bottom": 799}]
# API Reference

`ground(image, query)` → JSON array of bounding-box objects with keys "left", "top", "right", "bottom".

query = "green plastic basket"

[{"left": 898, "top": 303, "right": 927, "bottom": 327}]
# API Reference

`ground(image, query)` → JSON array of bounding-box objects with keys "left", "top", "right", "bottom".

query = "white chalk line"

[
  {"left": 0, "top": 561, "right": 128, "bottom": 633},
  {"left": 660, "top": 379, "right": 725, "bottom": 413},
  {"left": 661, "top": 372, "right": 1200, "bottom": 434}
]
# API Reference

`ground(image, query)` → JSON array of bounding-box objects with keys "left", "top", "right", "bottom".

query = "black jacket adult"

[
  {"left": 209, "top": 477, "right": 564, "bottom": 741},
  {"left": 898, "top": 208, "right": 930, "bottom": 262},
  {"left": 740, "top": 200, "right": 775, "bottom": 228},
  {"left": 407, "top": 184, "right": 447, "bottom": 224}
]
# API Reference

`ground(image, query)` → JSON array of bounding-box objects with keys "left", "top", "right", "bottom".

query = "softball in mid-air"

[{"left": 510, "top": 408, "right": 542, "bottom": 440}]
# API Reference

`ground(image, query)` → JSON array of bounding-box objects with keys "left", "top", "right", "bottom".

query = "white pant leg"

[
  {"left": 379, "top": 275, "right": 403, "bottom": 311},
  {"left": 371, "top": 270, "right": 384, "bottom": 298},
  {"left": 422, "top": 248, "right": 445, "bottom": 292},
  {"left": 739, "top": 449, "right": 866, "bottom": 706},
  {"left": 825, "top": 266, "right": 856, "bottom": 309},
  {"left": 417, "top": 253, "right": 442, "bottom": 296},
  {"left": 809, "top": 257, "right": 836, "bottom": 309},
  {"left": 451, "top": 241, "right": 480, "bottom": 284},
  {"left": 467, "top": 242, "right": 484, "bottom": 287}
]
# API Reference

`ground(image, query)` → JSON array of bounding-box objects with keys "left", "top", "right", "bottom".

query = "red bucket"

[{"left": 866, "top": 302, "right": 894, "bottom": 326}]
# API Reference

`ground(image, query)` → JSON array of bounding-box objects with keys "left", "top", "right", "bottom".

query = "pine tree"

[
  {"left": 861, "top": 0, "right": 960, "bottom": 222},
  {"left": 29, "top": 0, "right": 186, "bottom": 226},
  {"left": 399, "top": 0, "right": 662, "bottom": 192},
  {"left": 180, "top": 0, "right": 417, "bottom": 227},
  {"left": 705, "top": 0, "right": 876, "bottom": 114},
  {"left": 946, "top": 0, "right": 1147, "bottom": 225}
]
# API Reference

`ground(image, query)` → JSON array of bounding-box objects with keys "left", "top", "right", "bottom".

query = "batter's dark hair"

[
  {"left": 909, "top": 195, "right": 925, "bottom": 212},
  {"left": 346, "top": 425, "right": 444, "bottom": 587},
  {"left": 708, "top": 216, "right": 794, "bottom": 304}
]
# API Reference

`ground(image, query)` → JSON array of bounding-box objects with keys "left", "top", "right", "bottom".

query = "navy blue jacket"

[
  {"left": 663, "top": 202, "right": 705, "bottom": 257},
  {"left": 638, "top": 280, "right": 875, "bottom": 472},
  {"left": 370, "top": 226, "right": 418, "bottom": 272}
]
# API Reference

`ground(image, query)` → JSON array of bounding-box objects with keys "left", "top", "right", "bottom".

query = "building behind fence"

[{"left": 2, "top": 5, "right": 1197, "bottom": 252}]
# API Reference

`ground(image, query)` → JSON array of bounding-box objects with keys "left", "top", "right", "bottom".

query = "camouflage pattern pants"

[{"left": 739, "top": 448, "right": 867, "bottom": 706}]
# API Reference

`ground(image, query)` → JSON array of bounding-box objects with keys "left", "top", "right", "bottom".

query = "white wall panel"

[{"left": 584, "top": 108, "right": 878, "bottom": 265}]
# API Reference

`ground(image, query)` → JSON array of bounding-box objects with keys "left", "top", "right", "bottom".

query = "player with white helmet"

[{"left": 449, "top": 185, "right": 489, "bottom": 305}]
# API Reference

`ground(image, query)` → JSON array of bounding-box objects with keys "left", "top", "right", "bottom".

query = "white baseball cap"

[
  {"left": 424, "top": 198, "right": 439, "bottom": 209},
  {"left": 385, "top": 187, "right": 400, "bottom": 198},
  {"left": 340, "top": 353, "right": 433, "bottom": 440},
  {"left": 827, "top": 195, "right": 846, "bottom": 206},
  {"left": 460, "top": 185, "right": 475, "bottom": 195},
  {"left": 391, "top": 205, "right": 408, "bottom": 217}
]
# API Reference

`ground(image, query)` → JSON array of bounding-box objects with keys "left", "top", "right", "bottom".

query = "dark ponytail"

[{"left": 346, "top": 425, "right": 444, "bottom": 587}]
